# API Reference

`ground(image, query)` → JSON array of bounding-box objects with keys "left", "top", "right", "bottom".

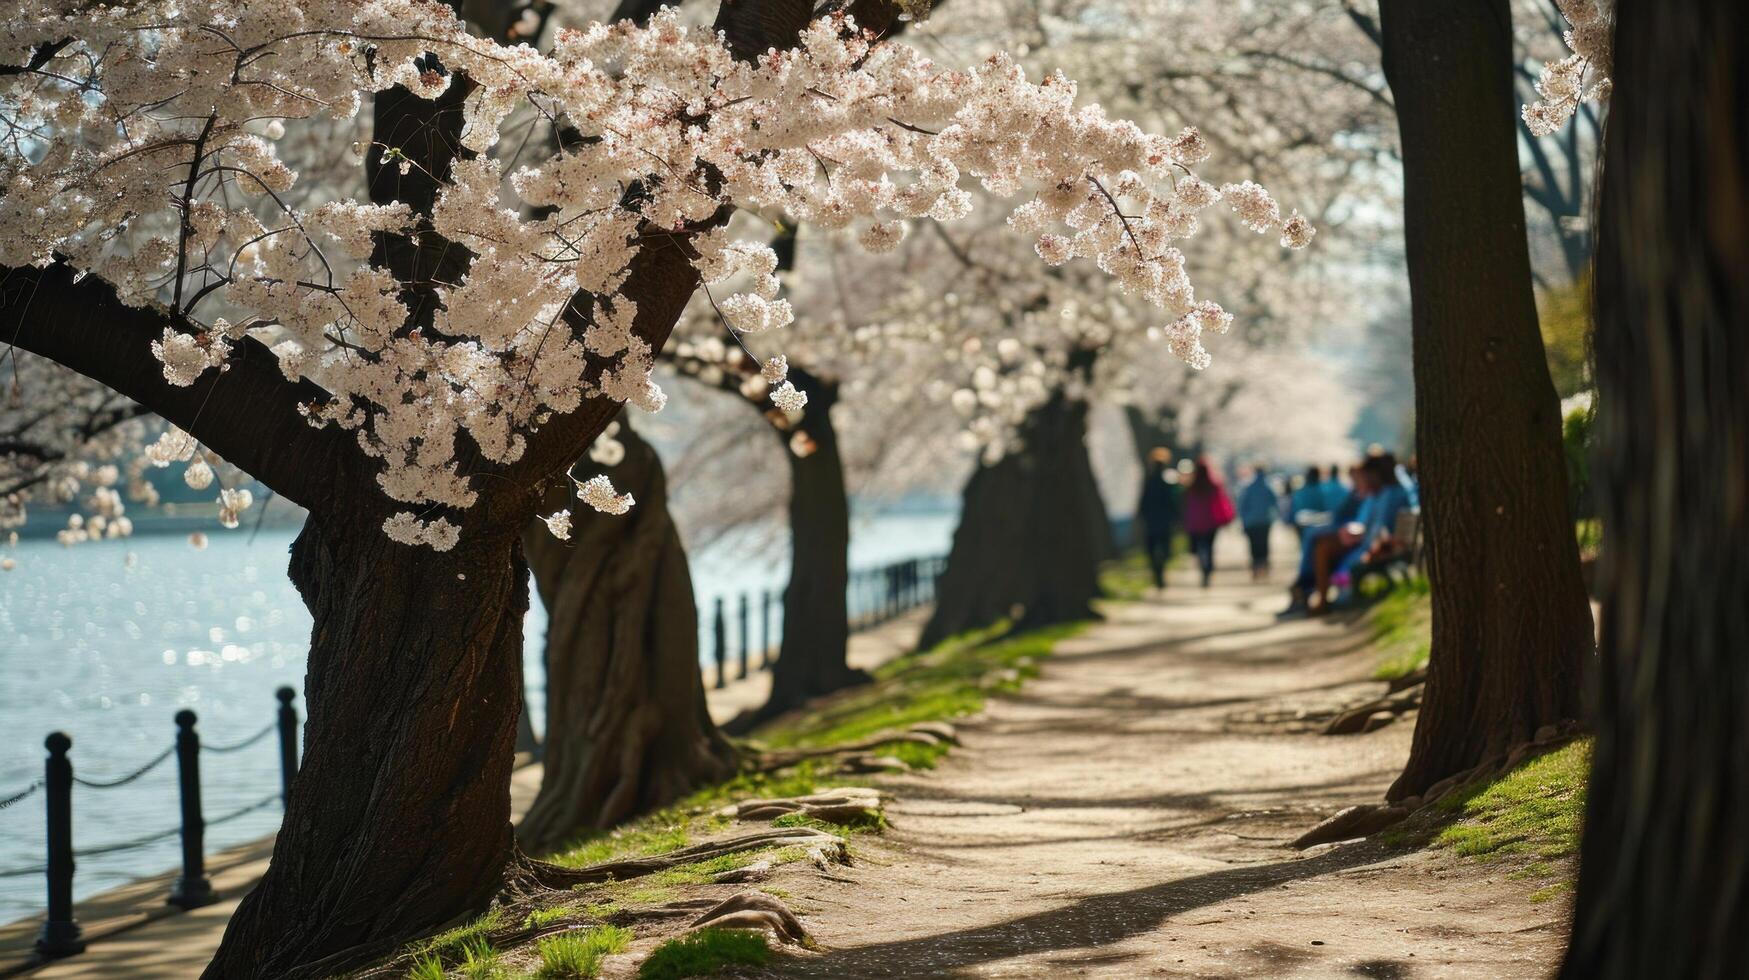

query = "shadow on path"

[{"left": 777, "top": 842, "right": 1392, "bottom": 978}]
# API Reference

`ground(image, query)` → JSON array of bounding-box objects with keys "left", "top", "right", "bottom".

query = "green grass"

[
  {"left": 1367, "top": 577, "right": 1431, "bottom": 681},
  {"left": 406, "top": 955, "right": 447, "bottom": 980},
  {"left": 533, "top": 925, "right": 634, "bottom": 979},
  {"left": 523, "top": 905, "right": 577, "bottom": 930},
  {"left": 1098, "top": 541, "right": 1185, "bottom": 601},
  {"left": 414, "top": 908, "right": 505, "bottom": 962},
  {"left": 1575, "top": 518, "right": 1602, "bottom": 558},
  {"left": 759, "top": 621, "right": 1080, "bottom": 751},
  {"left": 637, "top": 928, "right": 771, "bottom": 980},
  {"left": 1430, "top": 739, "right": 1589, "bottom": 860},
  {"left": 600, "top": 849, "right": 781, "bottom": 904},
  {"left": 550, "top": 824, "right": 692, "bottom": 870},
  {"left": 1099, "top": 552, "right": 1154, "bottom": 601},
  {"left": 456, "top": 937, "right": 503, "bottom": 979},
  {"left": 1381, "top": 740, "right": 1589, "bottom": 904},
  {"left": 772, "top": 810, "right": 884, "bottom": 834},
  {"left": 544, "top": 621, "right": 1085, "bottom": 877},
  {"left": 1529, "top": 881, "right": 1574, "bottom": 904}
]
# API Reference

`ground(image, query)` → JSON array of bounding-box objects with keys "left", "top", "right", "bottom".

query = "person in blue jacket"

[
  {"left": 1237, "top": 464, "right": 1281, "bottom": 581},
  {"left": 1288, "top": 465, "right": 1328, "bottom": 544}
]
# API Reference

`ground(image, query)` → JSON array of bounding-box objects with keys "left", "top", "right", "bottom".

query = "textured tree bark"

[
  {"left": 1563, "top": 3, "right": 1749, "bottom": 975},
  {"left": 518, "top": 418, "right": 735, "bottom": 850},
  {"left": 1377, "top": 0, "right": 1594, "bottom": 800},
  {"left": 919, "top": 383, "right": 1108, "bottom": 651},
  {"left": 203, "top": 514, "right": 527, "bottom": 979},
  {"left": 734, "top": 370, "right": 867, "bottom": 729}
]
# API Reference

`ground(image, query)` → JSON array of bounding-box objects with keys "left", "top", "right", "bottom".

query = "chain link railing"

[
  {"left": 705, "top": 552, "right": 946, "bottom": 689},
  {"left": 0, "top": 686, "right": 302, "bottom": 961},
  {"left": 0, "top": 782, "right": 42, "bottom": 812},
  {"left": 200, "top": 720, "right": 278, "bottom": 754},
  {"left": 67, "top": 745, "right": 175, "bottom": 789}
]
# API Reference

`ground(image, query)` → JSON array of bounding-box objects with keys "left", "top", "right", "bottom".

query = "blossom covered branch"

[
  {"left": 1522, "top": 0, "right": 1614, "bottom": 137},
  {"left": 1, "top": 1, "right": 1308, "bottom": 546}
]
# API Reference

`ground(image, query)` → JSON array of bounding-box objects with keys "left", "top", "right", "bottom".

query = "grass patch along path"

[{"left": 1366, "top": 576, "right": 1431, "bottom": 682}]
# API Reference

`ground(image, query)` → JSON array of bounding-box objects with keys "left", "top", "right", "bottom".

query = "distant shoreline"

[{"left": 9, "top": 507, "right": 308, "bottom": 542}]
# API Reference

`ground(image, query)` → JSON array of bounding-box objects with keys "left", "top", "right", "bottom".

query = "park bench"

[{"left": 1351, "top": 509, "right": 1423, "bottom": 593}]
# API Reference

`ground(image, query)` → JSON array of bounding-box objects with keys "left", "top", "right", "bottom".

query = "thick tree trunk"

[
  {"left": 919, "top": 385, "right": 1108, "bottom": 651},
  {"left": 1564, "top": 4, "right": 1749, "bottom": 975},
  {"left": 203, "top": 514, "right": 527, "bottom": 979},
  {"left": 518, "top": 419, "right": 735, "bottom": 850},
  {"left": 734, "top": 371, "right": 866, "bottom": 729},
  {"left": 1377, "top": 0, "right": 1595, "bottom": 800}
]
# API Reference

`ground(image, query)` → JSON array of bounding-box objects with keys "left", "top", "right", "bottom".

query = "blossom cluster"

[
  {"left": 2, "top": 2, "right": 1305, "bottom": 547},
  {"left": 1522, "top": 0, "right": 1614, "bottom": 137},
  {"left": 0, "top": 353, "right": 154, "bottom": 551}
]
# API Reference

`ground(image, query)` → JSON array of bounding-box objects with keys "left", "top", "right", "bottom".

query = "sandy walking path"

[{"left": 772, "top": 535, "right": 1567, "bottom": 978}]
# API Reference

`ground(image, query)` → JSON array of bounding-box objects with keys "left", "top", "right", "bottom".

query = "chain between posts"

[{"left": 68, "top": 745, "right": 175, "bottom": 789}]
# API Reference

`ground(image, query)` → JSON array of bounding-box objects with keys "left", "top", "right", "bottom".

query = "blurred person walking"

[
  {"left": 1182, "top": 456, "right": 1236, "bottom": 588},
  {"left": 1136, "top": 447, "right": 1183, "bottom": 592},
  {"left": 1238, "top": 464, "right": 1280, "bottom": 581}
]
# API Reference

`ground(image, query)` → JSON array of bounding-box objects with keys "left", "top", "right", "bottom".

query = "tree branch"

[
  {"left": 0, "top": 39, "right": 71, "bottom": 77},
  {"left": 1342, "top": 0, "right": 1384, "bottom": 49},
  {"left": 0, "top": 263, "right": 357, "bottom": 509},
  {"left": 1239, "top": 47, "right": 1394, "bottom": 111}
]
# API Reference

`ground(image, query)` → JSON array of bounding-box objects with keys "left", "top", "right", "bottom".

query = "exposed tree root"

[
  {"left": 356, "top": 795, "right": 870, "bottom": 976},
  {"left": 908, "top": 721, "right": 961, "bottom": 745},
  {"left": 1293, "top": 723, "right": 1585, "bottom": 849},
  {"left": 1322, "top": 683, "right": 1424, "bottom": 735},
  {"left": 690, "top": 891, "right": 811, "bottom": 945},
  {"left": 1290, "top": 803, "right": 1413, "bottom": 849},
  {"left": 712, "top": 859, "right": 773, "bottom": 884},
  {"left": 751, "top": 731, "right": 939, "bottom": 770},
  {"left": 520, "top": 827, "right": 851, "bottom": 888},
  {"left": 835, "top": 753, "right": 910, "bottom": 774},
  {"left": 726, "top": 787, "right": 885, "bottom": 824},
  {"left": 748, "top": 721, "right": 958, "bottom": 771}
]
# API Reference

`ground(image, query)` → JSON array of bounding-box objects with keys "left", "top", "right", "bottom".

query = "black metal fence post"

[
  {"left": 276, "top": 687, "right": 299, "bottom": 808},
  {"left": 760, "top": 590, "right": 772, "bottom": 668},
  {"left": 167, "top": 711, "right": 216, "bottom": 909},
  {"left": 35, "top": 732, "right": 84, "bottom": 959},
  {"left": 737, "top": 593, "right": 750, "bottom": 680},
  {"left": 712, "top": 598, "right": 727, "bottom": 689}
]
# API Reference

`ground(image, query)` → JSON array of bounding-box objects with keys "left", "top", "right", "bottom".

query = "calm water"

[{"left": 0, "top": 509, "right": 955, "bottom": 924}]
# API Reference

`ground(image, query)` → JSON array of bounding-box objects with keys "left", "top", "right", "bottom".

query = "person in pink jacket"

[{"left": 1181, "top": 457, "right": 1236, "bottom": 587}]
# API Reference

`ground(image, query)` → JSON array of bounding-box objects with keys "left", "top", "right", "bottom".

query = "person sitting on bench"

[
  {"left": 1282, "top": 461, "right": 1368, "bottom": 615},
  {"left": 1308, "top": 454, "right": 1410, "bottom": 612}
]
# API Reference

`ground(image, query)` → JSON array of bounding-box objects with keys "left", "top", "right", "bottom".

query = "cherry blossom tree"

[
  {"left": 512, "top": 0, "right": 957, "bottom": 827},
  {"left": 0, "top": 355, "right": 150, "bottom": 546},
  {"left": 1, "top": 0, "right": 1307, "bottom": 971}
]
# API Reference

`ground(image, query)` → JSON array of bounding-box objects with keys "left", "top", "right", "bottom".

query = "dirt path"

[{"left": 770, "top": 536, "right": 1568, "bottom": 978}]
